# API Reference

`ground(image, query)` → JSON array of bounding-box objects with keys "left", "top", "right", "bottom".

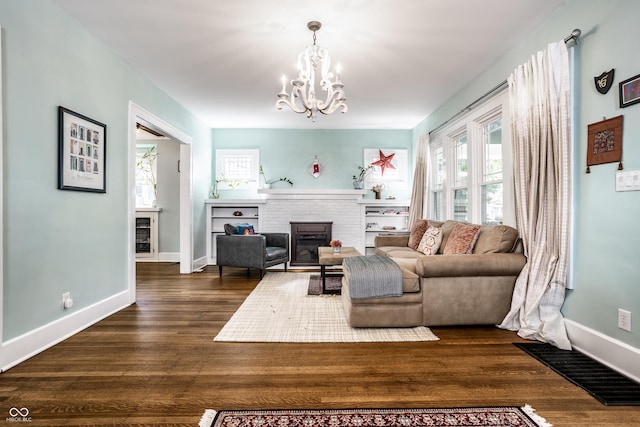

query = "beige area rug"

[{"left": 214, "top": 272, "right": 439, "bottom": 343}]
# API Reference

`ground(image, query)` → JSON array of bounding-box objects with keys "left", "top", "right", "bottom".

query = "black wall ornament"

[{"left": 594, "top": 69, "right": 615, "bottom": 94}]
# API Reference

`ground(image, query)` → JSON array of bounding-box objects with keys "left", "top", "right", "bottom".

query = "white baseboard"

[
  {"left": 158, "top": 252, "right": 180, "bottom": 262},
  {"left": 1, "top": 290, "right": 132, "bottom": 372},
  {"left": 192, "top": 256, "right": 208, "bottom": 272},
  {"left": 565, "top": 318, "right": 640, "bottom": 383}
]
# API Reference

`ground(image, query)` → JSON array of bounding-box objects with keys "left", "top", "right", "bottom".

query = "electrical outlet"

[
  {"left": 618, "top": 309, "right": 632, "bottom": 332},
  {"left": 62, "top": 292, "right": 72, "bottom": 310}
]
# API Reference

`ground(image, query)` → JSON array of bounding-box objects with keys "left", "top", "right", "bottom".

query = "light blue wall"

[
  {"left": 211, "top": 129, "right": 414, "bottom": 200},
  {"left": 415, "top": 0, "right": 640, "bottom": 348},
  {"left": 1, "top": 0, "right": 210, "bottom": 340}
]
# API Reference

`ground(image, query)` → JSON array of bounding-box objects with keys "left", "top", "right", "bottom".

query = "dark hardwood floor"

[{"left": 1, "top": 262, "right": 638, "bottom": 426}]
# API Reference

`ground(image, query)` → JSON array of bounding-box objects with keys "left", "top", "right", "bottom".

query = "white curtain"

[
  {"left": 408, "top": 133, "right": 429, "bottom": 226},
  {"left": 498, "top": 41, "right": 572, "bottom": 350}
]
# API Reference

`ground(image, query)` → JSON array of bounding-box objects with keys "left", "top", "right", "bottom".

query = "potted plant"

[
  {"left": 371, "top": 183, "right": 385, "bottom": 199},
  {"left": 352, "top": 165, "right": 373, "bottom": 189},
  {"left": 211, "top": 174, "right": 246, "bottom": 198},
  {"left": 260, "top": 165, "right": 293, "bottom": 188}
]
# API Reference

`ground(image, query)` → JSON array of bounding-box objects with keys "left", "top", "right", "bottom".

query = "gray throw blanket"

[{"left": 343, "top": 255, "right": 403, "bottom": 300}]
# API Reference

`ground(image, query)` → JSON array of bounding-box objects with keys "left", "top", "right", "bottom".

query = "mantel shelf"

[{"left": 257, "top": 189, "right": 367, "bottom": 200}]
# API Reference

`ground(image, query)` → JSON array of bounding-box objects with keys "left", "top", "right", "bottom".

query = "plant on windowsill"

[
  {"left": 259, "top": 165, "right": 293, "bottom": 189},
  {"left": 210, "top": 174, "right": 246, "bottom": 199},
  {"left": 352, "top": 165, "right": 373, "bottom": 189}
]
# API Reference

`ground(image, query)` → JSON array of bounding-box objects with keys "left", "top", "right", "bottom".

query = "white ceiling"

[{"left": 53, "top": 0, "right": 566, "bottom": 130}]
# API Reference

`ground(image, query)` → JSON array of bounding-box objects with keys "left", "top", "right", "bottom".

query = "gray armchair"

[{"left": 216, "top": 225, "right": 289, "bottom": 277}]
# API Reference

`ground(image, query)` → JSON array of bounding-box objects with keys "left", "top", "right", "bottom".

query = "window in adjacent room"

[
  {"left": 428, "top": 90, "right": 513, "bottom": 226},
  {"left": 135, "top": 144, "right": 158, "bottom": 207}
]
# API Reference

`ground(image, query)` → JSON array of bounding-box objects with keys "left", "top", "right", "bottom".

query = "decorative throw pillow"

[
  {"left": 407, "top": 219, "right": 429, "bottom": 250},
  {"left": 223, "top": 224, "right": 238, "bottom": 235},
  {"left": 443, "top": 223, "right": 481, "bottom": 255},
  {"left": 416, "top": 226, "right": 443, "bottom": 255},
  {"left": 236, "top": 224, "right": 255, "bottom": 235}
]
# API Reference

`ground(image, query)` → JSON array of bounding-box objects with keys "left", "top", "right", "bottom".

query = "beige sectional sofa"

[{"left": 341, "top": 220, "right": 526, "bottom": 327}]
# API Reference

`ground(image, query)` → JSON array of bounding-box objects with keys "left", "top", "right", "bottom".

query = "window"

[
  {"left": 135, "top": 144, "right": 157, "bottom": 207},
  {"left": 428, "top": 91, "right": 513, "bottom": 226},
  {"left": 431, "top": 145, "right": 445, "bottom": 221},
  {"left": 481, "top": 117, "right": 503, "bottom": 225},
  {"left": 453, "top": 133, "right": 468, "bottom": 221},
  {"left": 215, "top": 149, "right": 259, "bottom": 190}
]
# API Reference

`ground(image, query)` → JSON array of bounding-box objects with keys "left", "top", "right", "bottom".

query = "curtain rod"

[{"left": 429, "top": 28, "right": 581, "bottom": 135}]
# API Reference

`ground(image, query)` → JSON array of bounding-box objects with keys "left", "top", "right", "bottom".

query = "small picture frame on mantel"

[
  {"left": 58, "top": 106, "right": 107, "bottom": 192},
  {"left": 586, "top": 115, "right": 623, "bottom": 173}
]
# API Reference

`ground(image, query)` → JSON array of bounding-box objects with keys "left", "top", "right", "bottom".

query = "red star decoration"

[{"left": 371, "top": 150, "right": 396, "bottom": 176}]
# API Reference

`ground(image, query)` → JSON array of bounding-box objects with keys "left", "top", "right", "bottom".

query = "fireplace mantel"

[{"left": 257, "top": 189, "right": 367, "bottom": 200}]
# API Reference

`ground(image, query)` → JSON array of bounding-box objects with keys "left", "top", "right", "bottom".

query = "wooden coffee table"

[{"left": 317, "top": 246, "right": 362, "bottom": 294}]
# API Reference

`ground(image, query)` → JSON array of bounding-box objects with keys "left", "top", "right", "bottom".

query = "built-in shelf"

[
  {"left": 205, "top": 199, "right": 265, "bottom": 264},
  {"left": 361, "top": 200, "right": 411, "bottom": 255},
  {"left": 135, "top": 209, "right": 161, "bottom": 261}
]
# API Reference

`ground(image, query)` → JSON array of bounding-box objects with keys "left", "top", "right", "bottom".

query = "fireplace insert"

[{"left": 290, "top": 222, "right": 332, "bottom": 266}]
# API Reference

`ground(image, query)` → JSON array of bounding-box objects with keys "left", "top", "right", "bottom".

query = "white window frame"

[
  {"left": 429, "top": 143, "right": 445, "bottom": 221},
  {"left": 428, "top": 90, "right": 514, "bottom": 226},
  {"left": 215, "top": 149, "right": 259, "bottom": 190},
  {"left": 451, "top": 129, "right": 469, "bottom": 222}
]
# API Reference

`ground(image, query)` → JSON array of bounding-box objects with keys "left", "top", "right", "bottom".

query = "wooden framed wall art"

[
  {"left": 586, "top": 115, "right": 623, "bottom": 173},
  {"left": 58, "top": 106, "right": 107, "bottom": 192}
]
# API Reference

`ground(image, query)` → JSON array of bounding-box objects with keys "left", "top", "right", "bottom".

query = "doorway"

[{"left": 127, "top": 102, "right": 193, "bottom": 303}]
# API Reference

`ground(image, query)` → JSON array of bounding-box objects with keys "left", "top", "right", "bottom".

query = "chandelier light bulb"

[{"left": 276, "top": 21, "right": 348, "bottom": 122}]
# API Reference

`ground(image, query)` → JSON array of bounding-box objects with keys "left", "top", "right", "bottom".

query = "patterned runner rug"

[
  {"left": 200, "top": 406, "right": 552, "bottom": 427},
  {"left": 214, "top": 272, "right": 438, "bottom": 343}
]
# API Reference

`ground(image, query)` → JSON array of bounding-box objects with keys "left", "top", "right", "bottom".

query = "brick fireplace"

[{"left": 258, "top": 189, "right": 366, "bottom": 259}]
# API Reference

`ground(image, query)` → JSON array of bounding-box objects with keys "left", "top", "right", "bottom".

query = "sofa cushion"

[
  {"left": 443, "top": 223, "right": 481, "bottom": 254},
  {"left": 375, "top": 246, "right": 419, "bottom": 258},
  {"left": 437, "top": 220, "right": 461, "bottom": 254},
  {"left": 407, "top": 219, "right": 429, "bottom": 250},
  {"left": 473, "top": 225, "right": 520, "bottom": 254},
  {"left": 417, "top": 226, "right": 442, "bottom": 255},
  {"left": 344, "top": 262, "right": 420, "bottom": 294}
]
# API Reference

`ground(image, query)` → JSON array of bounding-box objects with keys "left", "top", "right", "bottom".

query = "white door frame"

[
  {"left": 0, "top": 27, "right": 4, "bottom": 349},
  {"left": 128, "top": 102, "right": 193, "bottom": 302}
]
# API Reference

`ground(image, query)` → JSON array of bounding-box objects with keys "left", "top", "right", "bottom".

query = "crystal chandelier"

[{"left": 276, "top": 21, "right": 347, "bottom": 122}]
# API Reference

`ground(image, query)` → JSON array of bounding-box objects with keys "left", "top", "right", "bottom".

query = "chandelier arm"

[{"left": 276, "top": 88, "right": 310, "bottom": 114}]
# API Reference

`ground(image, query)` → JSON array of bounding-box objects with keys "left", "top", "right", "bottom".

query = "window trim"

[
  {"left": 428, "top": 90, "right": 514, "bottom": 226},
  {"left": 214, "top": 149, "right": 260, "bottom": 190}
]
